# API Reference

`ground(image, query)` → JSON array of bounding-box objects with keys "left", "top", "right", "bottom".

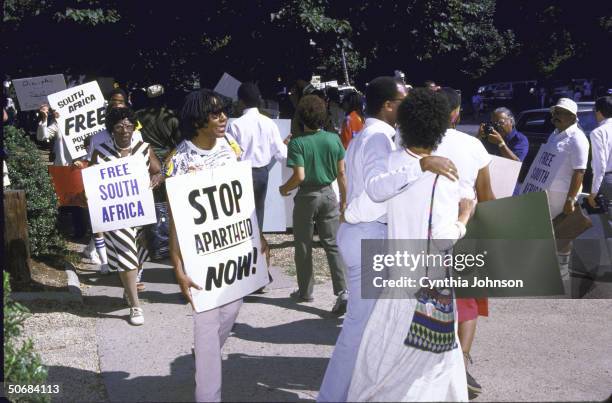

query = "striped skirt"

[{"left": 104, "top": 227, "right": 149, "bottom": 272}]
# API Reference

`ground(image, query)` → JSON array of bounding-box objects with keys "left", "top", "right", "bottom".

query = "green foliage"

[
  {"left": 3, "top": 272, "right": 49, "bottom": 403},
  {"left": 4, "top": 125, "right": 65, "bottom": 257},
  {"left": 3, "top": 0, "right": 119, "bottom": 25}
]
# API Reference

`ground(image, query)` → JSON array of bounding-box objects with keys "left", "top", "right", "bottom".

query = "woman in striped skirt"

[{"left": 90, "top": 107, "right": 164, "bottom": 325}]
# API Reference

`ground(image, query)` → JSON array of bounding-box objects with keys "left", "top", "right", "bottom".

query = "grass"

[{"left": 266, "top": 233, "right": 333, "bottom": 284}]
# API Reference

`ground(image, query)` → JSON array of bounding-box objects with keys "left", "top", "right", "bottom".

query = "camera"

[{"left": 483, "top": 121, "right": 500, "bottom": 136}]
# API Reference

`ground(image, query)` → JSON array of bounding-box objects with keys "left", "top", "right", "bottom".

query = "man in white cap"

[
  {"left": 543, "top": 98, "right": 590, "bottom": 279},
  {"left": 545, "top": 98, "right": 590, "bottom": 218}
]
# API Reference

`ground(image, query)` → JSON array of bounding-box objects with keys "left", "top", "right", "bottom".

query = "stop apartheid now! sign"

[{"left": 165, "top": 160, "right": 270, "bottom": 312}]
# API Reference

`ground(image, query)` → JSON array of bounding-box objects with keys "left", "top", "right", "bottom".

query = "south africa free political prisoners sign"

[
  {"left": 82, "top": 156, "right": 156, "bottom": 233},
  {"left": 166, "top": 161, "right": 269, "bottom": 312},
  {"left": 47, "top": 81, "right": 106, "bottom": 160}
]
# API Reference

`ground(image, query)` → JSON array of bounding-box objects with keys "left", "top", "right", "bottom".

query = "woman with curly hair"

[{"left": 347, "top": 88, "right": 475, "bottom": 401}]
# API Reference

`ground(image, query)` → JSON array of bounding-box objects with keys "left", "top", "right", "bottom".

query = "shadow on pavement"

[
  {"left": 233, "top": 317, "right": 341, "bottom": 345},
  {"left": 243, "top": 295, "right": 337, "bottom": 318},
  {"left": 48, "top": 353, "right": 326, "bottom": 402},
  {"left": 223, "top": 353, "right": 325, "bottom": 401}
]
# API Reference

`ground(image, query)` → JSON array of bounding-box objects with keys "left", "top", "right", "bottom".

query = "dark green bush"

[
  {"left": 3, "top": 272, "right": 49, "bottom": 402},
  {"left": 4, "top": 125, "right": 65, "bottom": 256}
]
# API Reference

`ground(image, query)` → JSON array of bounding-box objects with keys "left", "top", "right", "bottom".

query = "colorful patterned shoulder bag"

[{"left": 404, "top": 175, "right": 458, "bottom": 354}]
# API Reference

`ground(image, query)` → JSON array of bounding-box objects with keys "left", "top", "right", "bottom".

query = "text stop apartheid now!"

[{"left": 165, "top": 160, "right": 269, "bottom": 312}]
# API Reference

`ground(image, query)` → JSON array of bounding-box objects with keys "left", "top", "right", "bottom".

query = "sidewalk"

[{"left": 79, "top": 260, "right": 612, "bottom": 402}]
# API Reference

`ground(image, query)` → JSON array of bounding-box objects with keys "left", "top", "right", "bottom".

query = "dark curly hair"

[
  {"left": 397, "top": 88, "right": 450, "bottom": 150},
  {"left": 297, "top": 94, "right": 327, "bottom": 130},
  {"left": 179, "top": 89, "right": 224, "bottom": 140},
  {"left": 105, "top": 106, "right": 137, "bottom": 132}
]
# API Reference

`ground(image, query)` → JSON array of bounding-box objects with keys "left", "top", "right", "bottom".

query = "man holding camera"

[{"left": 478, "top": 107, "right": 529, "bottom": 162}]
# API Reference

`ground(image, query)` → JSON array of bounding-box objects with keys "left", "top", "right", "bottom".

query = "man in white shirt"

[
  {"left": 545, "top": 98, "right": 590, "bottom": 218},
  {"left": 588, "top": 96, "right": 612, "bottom": 204},
  {"left": 318, "top": 78, "right": 458, "bottom": 402},
  {"left": 227, "top": 83, "right": 286, "bottom": 231}
]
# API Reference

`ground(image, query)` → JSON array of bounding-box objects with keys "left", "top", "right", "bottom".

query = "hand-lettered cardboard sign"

[
  {"left": 521, "top": 143, "right": 565, "bottom": 194},
  {"left": 47, "top": 81, "right": 106, "bottom": 160},
  {"left": 82, "top": 155, "right": 156, "bottom": 232},
  {"left": 12, "top": 74, "right": 67, "bottom": 111},
  {"left": 165, "top": 160, "right": 269, "bottom": 312}
]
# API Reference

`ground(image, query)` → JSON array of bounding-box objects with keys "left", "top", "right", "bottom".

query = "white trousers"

[
  {"left": 317, "top": 221, "right": 387, "bottom": 402},
  {"left": 194, "top": 298, "right": 242, "bottom": 402}
]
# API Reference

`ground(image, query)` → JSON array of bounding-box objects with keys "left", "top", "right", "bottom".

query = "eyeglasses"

[
  {"left": 209, "top": 109, "right": 227, "bottom": 120},
  {"left": 113, "top": 123, "right": 135, "bottom": 132}
]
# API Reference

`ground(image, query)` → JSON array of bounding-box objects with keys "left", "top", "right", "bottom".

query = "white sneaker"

[
  {"left": 129, "top": 307, "right": 144, "bottom": 326},
  {"left": 90, "top": 252, "right": 102, "bottom": 265},
  {"left": 84, "top": 238, "right": 96, "bottom": 257},
  {"left": 100, "top": 264, "right": 111, "bottom": 275}
]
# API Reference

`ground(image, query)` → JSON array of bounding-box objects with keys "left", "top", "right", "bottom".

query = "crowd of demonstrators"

[
  {"left": 280, "top": 94, "right": 349, "bottom": 313},
  {"left": 5, "top": 70, "right": 612, "bottom": 402}
]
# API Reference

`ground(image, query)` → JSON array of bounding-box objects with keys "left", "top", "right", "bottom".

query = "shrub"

[
  {"left": 3, "top": 272, "right": 49, "bottom": 402},
  {"left": 4, "top": 125, "right": 65, "bottom": 257}
]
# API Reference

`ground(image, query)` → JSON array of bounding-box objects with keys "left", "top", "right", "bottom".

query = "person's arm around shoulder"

[{"left": 364, "top": 134, "right": 459, "bottom": 202}]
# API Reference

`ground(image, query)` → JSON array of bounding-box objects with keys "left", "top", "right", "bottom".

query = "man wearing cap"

[{"left": 545, "top": 98, "right": 590, "bottom": 218}]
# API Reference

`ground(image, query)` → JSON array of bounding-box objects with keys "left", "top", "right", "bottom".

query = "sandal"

[{"left": 137, "top": 282, "right": 146, "bottom": 292}]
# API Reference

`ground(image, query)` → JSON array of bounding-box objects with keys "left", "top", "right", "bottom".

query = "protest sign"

[
  {"left": 47, "top": 81, "right": 106, "bottom": 160},
  {"left": 521, "top": 143, "right": 564, "bottom": 194},
  {"left": 82, "top": 155, "right": 156, "bottom": 233},
  {"left": 488, "top": 154, "right": 522, "bottom": 198},
  {"left": 12, "top": 74, "right": 67, "bottom": 111},
  {"left": 453, "top": 191, "right": 563, "bottom": 297},
  {"left": 165, "top": 160, "right": 269, "bottom": 312},
  {"left": 48, "top": 166, "right": 86, "bottom": 207},
  {"left": 214, "top": 73, "right": 242, "bottom": 101}
]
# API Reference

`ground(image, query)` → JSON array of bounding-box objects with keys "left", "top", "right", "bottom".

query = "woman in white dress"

[{"left": 347, "top": 88, "right": 476, "bottom": 402}]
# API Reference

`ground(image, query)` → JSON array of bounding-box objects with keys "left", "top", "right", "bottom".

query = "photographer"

[{"left": 478, "top": 107, "right": 529, "bottom": 162}]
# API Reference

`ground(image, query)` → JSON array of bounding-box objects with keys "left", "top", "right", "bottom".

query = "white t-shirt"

[
  {"left": 164, "top": 139, "right": 236, "bottom": 177},
  {"left": 545, "top": 123, "right": 590, "bottom": 193},
  {"left": 434, "top": 128, "right": 492, "bottom": 199}
]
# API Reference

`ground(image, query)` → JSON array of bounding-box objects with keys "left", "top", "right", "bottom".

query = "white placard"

[
  {"left": 166, "top": 160, "right": 269, "bottom": 312},
  {"left": 213, "top": 73, "right": 242, "bottom": 101},
  {"left": 12, "top": 74, "right": 67, "bottom": 111},
  {"left": 82, "top": 155, "right": 156, "bottom": 233},
  {"left": 521, "top": 143, "right": 565, "bottom": 194},
  {"left": 47, "top": 81, "right": 106, "bottom": 159},
  {"left": 488, "top": 154, "right": 522, "bottom": 199}
]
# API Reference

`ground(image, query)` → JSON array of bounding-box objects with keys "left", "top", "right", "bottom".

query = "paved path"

[{"left": 80, "top": 260, "right": 612, "bottom": 402}]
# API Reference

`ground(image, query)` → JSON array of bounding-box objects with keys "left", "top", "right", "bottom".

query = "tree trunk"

[{"left": 3, "top": 190, "right": 32, "bottom": 284}]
